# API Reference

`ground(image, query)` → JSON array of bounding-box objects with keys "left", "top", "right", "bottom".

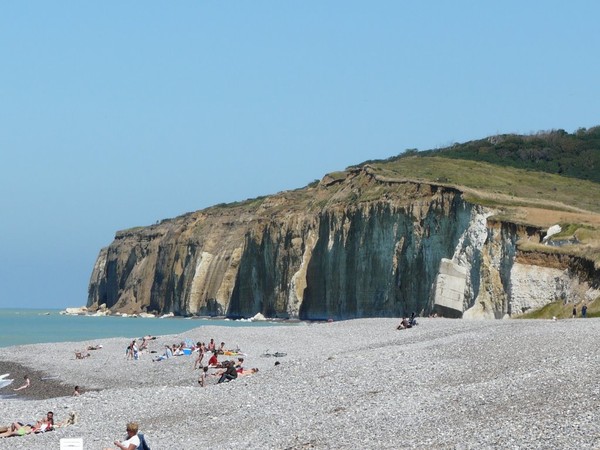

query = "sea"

[{"left": 0, "top": 308, "right": 288, "bottom": 348}]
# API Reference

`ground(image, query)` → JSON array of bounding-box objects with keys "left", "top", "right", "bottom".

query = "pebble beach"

[{"left": 0, "top": 317, "right": 599, "bottom": 449}]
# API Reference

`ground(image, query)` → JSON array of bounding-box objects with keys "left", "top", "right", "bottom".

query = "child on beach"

[{"left": 198, "top": 366, "right": 209, "bottom": 387}]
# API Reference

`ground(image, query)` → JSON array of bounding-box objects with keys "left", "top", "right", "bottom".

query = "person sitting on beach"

[
  {"left": 103, "top": 421, "right": 140, "bottom": 450},
  {"left": 207, "top": 351, "right": 219, "bottom": 367},
  {"left": 13, "top": 375, "right": 30, "bottom": 391},
  {"left": 152, "top": 345, "right": 173, "bottom": 362},
  {"left": 217, "top": 360, "right": 238, "bottom": 384},
  {"left": 207, "top": 338, "right": 216, "bottom": 352},
  {"left": 172, "top": 344, "right": 185, "bottom": 356},
  {"left": 397, "top": 317, "right": 411, "bottom": 330},
  {"left": 235, "top": 358, "right": 244, "bottom": 373},
  {"left": 139, "top": 337, "right": 150, "bottom": 351},
  {"left": 217, "top": 342, "right": 226, "bottom": 354},
  {"left": 73, "top": 385, "right": 81, "bottom": 396}
]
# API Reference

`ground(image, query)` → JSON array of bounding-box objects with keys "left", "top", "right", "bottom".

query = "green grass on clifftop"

[
  {"left": 517, "top": 296, "right": 600, "bottom": 319},
  {"left": 367, "top": 156, "right": 600, "bottom": 214}
]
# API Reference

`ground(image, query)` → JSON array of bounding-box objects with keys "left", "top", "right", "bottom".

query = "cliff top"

[{"left": 119, "top": 127, "right": 600, "bottom": 264}]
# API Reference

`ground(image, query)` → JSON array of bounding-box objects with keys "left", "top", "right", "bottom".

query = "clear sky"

[{"left": 1, "top": 2, "right": 599, "bottom": 309}]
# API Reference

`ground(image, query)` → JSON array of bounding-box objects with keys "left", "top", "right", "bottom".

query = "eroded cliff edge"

[{"left": 87, "top": 167, "right": 600, "bottom": 319}]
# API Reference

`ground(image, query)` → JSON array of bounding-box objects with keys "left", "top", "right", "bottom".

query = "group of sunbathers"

[
  {"left": 0, "top": 411, "right": 54, "bottom": 438},
  {"left": 0, "top": 411, "right": 76, "bottom": 439},
  {"left": 125, "top": 334, "right": 261, "bottom": 386},
  {"left": 75, "top": 343, "right": 103, "bottom": 359}
]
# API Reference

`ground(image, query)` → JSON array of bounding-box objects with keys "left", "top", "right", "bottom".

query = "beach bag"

[{"left": 138, "top": 433, "right": 151, "bottom": 450}]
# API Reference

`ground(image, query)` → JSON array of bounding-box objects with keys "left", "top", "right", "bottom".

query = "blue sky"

[{"left": 1, "top": 2, "right": 599, "bottom": 309}]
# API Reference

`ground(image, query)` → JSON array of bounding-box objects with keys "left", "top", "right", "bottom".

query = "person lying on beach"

[
  {"left": 13, "top": 375, "right": 30, "bottom": 391},
  {"left": 0, "top": 424, "right": 36, "bottom": 438},
  {"left": 75, "top": 350, "right": 91, "bottom": 359},
  {"left": 87, "top": 344, "right": 103, "bottom": 350},
  {"left": 238, "top": 368, "right": 259, "bottom": 377},
  {"left": 103, "top": 421, "right": 140, "bottom": 450}
]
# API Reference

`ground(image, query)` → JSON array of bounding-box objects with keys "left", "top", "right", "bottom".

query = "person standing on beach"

[
  {"left": 572, "top": 305, "right": 577, "bottom": 318},
  {"left": 582, "top": 304, "right": 588, "bottom": 318},
  {"left": 13, "top": 375, "right": 30, "bottom": 391},
  {"left": 198, "top": 366, "right": 209, "bottom": 387},
  {"left": 194, "top": 343, "right": 205, "bottom": 370}
]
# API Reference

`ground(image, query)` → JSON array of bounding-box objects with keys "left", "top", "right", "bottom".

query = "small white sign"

[{"left": 60, "top": 438, "right": 83, "bottom": 450}]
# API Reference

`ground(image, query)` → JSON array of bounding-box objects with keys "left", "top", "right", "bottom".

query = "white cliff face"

[
  {"left": 510, "top": 262, "right": 600, "bottom": 314},
  {"left": 509, "top": 263, "right": 570, "bottom": 314},
  {"left": 433, "top": 207, "right": 495, "bottom": 318},
  {"left": 189, "top": 251, "right": 215, "bottom": 311},
  {"left": 288, "top": 232, "right": 317, "bottom": 318},
  {"left": 452, "top": 207, "right": 493, "bottom": 269}
]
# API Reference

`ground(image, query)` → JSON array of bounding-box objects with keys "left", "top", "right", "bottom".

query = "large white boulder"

[{"left": 63, "top": 306, "right": 88, "bottom": 315}]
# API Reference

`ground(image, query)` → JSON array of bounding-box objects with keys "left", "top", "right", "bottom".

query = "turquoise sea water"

[{"left": 0, "top": 309, "right": 285, "bottom": 348}]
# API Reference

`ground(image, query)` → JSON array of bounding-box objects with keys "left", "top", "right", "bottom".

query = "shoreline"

[
  {"left": 0, "top": 317, "right": 598, "bottom": 449},
  {"left": 0, "top": 361, "right": 75, "bottom": 401},
  {"left": 0, "top": 310, "right": 299, "bottom": 349}
]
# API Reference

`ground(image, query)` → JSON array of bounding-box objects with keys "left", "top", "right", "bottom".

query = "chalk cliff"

[{"left": 87, "top": 166, "right": 600, "bottom": 319}]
